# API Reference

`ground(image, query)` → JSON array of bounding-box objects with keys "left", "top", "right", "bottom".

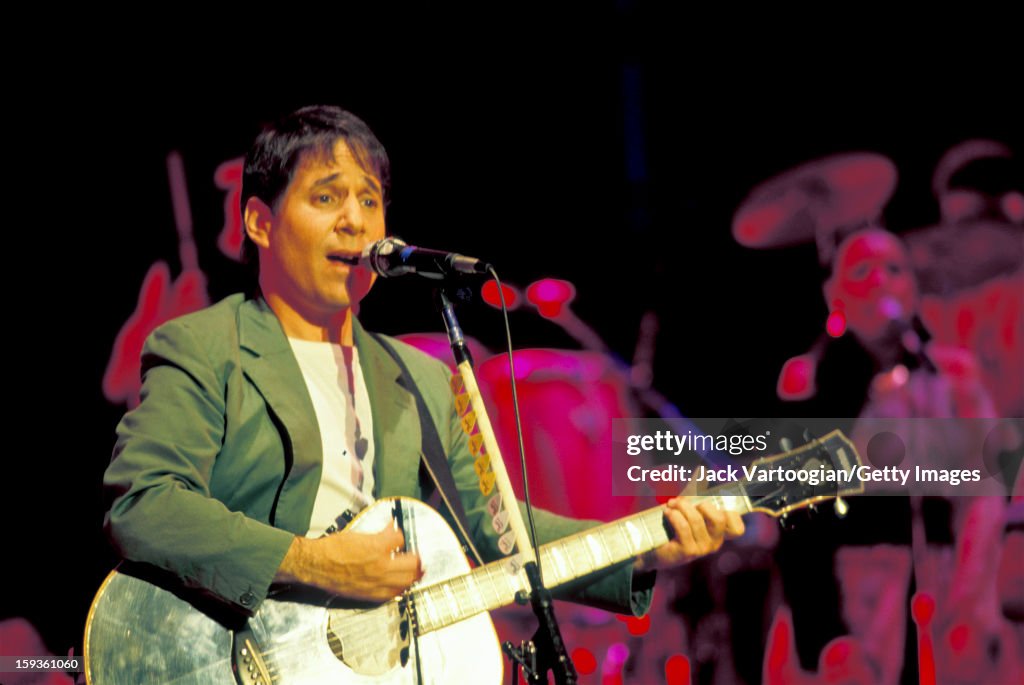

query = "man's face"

[
  {"left": 828, "top": 229, "right": 917, "bottom": 342},
  {"left": 258, "top": 139, "right": 386, "bottom": 319}
]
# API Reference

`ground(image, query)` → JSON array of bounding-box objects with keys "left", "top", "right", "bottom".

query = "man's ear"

[{"left": 244, "top": 196, "right": 274, "bottom": 249}]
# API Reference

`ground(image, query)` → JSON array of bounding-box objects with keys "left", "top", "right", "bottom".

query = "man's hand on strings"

[
  {"left": 276, "top": 519, "right": 424, "bottom": 602},
  {"left": 634, "top": 498, "right": 744, "bottom": 572}
]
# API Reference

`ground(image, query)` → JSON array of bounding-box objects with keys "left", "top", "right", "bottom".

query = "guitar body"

[{"left": 85, "top": 498, "right": 503, "bottom": 684}]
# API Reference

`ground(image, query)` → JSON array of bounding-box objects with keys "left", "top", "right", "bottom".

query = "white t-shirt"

[{"left": 287, "top": 338, "right": 376, "bottom": 537}]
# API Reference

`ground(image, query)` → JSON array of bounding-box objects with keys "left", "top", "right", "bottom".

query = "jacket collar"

[{"left": 237, "top": 297, "right": 422, "bottom": 512}]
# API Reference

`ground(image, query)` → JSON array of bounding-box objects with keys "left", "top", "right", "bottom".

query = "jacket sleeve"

[
  {"left": 436, "top": 361, "right": 656, "bottom": 616},
  {"left": 104, "top": 319, "right": 294, "bottom": 613}
]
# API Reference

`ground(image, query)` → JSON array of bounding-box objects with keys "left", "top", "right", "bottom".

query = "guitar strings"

[
  {"left": 244, "top": 497, "right": 755, "bottom": 671},
  {"left": 254, "top": 498, "right": 750, "bottom": 665},
  {"left": 254, "top": 452, "right": 854, "bottom": 670},
  {"left": 264, "top": 507, "right": 664, "bottom": 650}
]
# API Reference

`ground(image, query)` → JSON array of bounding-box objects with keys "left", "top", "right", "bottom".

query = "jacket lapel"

[
  {"left": 237, "top": 297, "right": 423, "bottom": 524},
  {"left": 237, "top": 298, "right": 322, "bottom": 532},
  {"left": 353, "top": 320, "right": 423, "bottom": 499}
]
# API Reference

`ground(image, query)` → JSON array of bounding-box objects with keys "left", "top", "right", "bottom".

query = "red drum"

[
  {"left": 395, "top": 332, "right": 492, "bottom": 373},
  {"left": 476, "top": 349, "right": 642, "bottom": 522}
]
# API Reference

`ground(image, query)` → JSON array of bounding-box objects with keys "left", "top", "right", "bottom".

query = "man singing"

[{"left": 103, "top": 104, "right": 743, "bottom": 677}]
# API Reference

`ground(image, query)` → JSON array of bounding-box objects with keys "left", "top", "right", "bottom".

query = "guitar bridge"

[{"left": 397, "top": 590, "right": 419, "bottom": 666}]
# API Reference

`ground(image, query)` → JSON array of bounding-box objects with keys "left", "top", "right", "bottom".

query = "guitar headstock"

[{"left": 744, "top": 430, "right": 864, "bottom": 517}]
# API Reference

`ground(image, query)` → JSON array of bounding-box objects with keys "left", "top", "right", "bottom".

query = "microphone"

[
  {"left": 877, "top": 296, "right": 922, "bottom": 354},
  {"left": 877, "top": 296, "right": 936, "bottom": 371},
  {"left": 347, "top": 237, "right": 491, "bottom": 279}
]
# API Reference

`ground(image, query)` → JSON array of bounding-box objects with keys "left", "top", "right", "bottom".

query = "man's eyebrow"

[
  {"left": 311, "top": 173, "right": 341, "bottom": 188},
  {"left": 310, "top": 172, "right": 382, "bottom": 196},
  {"left": 362, "top": 175, "right": 382, "bottom": 195}
]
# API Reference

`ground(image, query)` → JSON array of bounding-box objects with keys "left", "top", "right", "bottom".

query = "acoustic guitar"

[{"left": 84, "top": 430, "right": 863, "bottom": 684}]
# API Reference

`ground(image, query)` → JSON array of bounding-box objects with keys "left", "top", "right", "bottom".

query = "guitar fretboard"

[{"left": 409, "top": 488, "right": 752, "bottom": 635}]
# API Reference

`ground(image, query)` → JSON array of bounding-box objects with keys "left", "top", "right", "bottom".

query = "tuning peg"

[
  {"left": 834, "top": 497, "right": 849, "bottom": 519},
  {"left": 778, "top": 514, "right": 795, "bottom": 530},
  {"left": 808, "top": 503, "right": 818, "bottom": 515}
]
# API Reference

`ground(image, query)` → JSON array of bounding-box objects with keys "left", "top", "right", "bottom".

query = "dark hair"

[{"left": 240, "top": 105, "right": 391, "bottom": 269}]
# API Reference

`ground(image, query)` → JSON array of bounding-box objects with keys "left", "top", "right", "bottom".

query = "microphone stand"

[{"left": 436, "top": 285, "right": 577, "bottom": 685}]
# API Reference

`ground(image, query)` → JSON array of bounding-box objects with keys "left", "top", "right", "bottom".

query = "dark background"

[{"left": 7, "top": 8, "right": 1021, "bottom": 663}]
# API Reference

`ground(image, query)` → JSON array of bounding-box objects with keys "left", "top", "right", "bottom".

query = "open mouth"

[{"left": 327, "top": 254, "right": 360, "bottom": 265}]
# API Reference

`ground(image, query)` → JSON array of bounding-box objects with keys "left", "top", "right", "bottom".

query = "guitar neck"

[{"left": 410, "top": 485, "right": 752, "bottom": 635}]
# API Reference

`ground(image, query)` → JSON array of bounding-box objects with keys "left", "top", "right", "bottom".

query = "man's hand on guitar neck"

[
  {"left": 633, "top": 498, "right": 745, "bottom": 572},
  {"left": 274, "top": 520, "right": 424, "bottom": 602}
]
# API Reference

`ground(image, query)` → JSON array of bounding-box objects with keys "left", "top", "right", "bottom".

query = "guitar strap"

[{"left": 371, "top": 333, "right": 485, "bottom": 566}]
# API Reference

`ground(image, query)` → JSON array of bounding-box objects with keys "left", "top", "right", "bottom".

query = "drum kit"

[
  {"left": 393, "top": 140, "right": 1020, "bottom": 681},
  {"left": 733, "top": 141, "right": 1024, "bottom": 684},
  {"left": 398, "top": 141, "right": 1022, "bottom": 508}
]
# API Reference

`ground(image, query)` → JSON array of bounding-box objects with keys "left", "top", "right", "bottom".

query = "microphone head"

[
  {"left": 362, "top": 237, "right": 408, "bottom": 277},
  {"left": 877, "top": 295, "right": 925, "bottom": 356},
  {"left": 876, "top": 295, "right": 906, "bottom": 323},
  {"left": 359, "top": 237, "right": 490, "bottom": 278}
]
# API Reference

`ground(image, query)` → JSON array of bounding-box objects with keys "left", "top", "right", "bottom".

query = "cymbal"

[
  {"left": 932, "top": 139, "right": 1013, "bottom": 198},
  {"left": 904, "top": 220, "right": 1024, "bottom": 295},
  {"left": 732, "top": 152, "right": 898, "bottom": 249}
]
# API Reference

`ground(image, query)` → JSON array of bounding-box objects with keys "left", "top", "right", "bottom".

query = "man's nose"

[{"left": 335, "top": 195, "right": 366, "bottom": 235}]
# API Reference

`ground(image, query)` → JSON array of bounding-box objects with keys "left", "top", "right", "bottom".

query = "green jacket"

[{"left": 105, "top": 294, "right": 652, "bottom": 615}]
